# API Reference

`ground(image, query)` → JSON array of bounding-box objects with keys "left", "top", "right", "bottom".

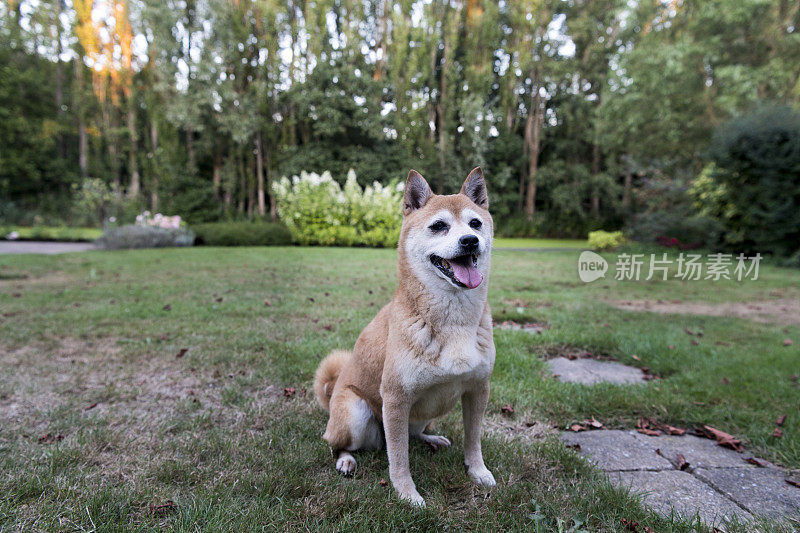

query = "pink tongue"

[{"left": 451, "top": 262, "right": 483, "bottom": 289}]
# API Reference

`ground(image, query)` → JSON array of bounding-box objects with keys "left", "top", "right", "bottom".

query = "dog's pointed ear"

[
  {"left": 460, "top": 167, "right": 488, "bottom": 209},
  {"left": 403, "top": 170, "right": 433, "bottom": 216}
]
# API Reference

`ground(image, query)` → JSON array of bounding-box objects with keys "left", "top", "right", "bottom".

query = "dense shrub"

[
  {"left": 588, "top": 230, "right": 625, "bottom": 251},
  {"left": 690, "top": 106, "right": 800, "bottom": 257},
  {"left": 628, "top": 210, "right": 722, "bottom": 249},
  {"left": 192, "top": 222, "right": 292, "bottom": 246},
  {"left": 272, "top": 170, "right": 403, "bottom": 247},
  {"left": 96, "top": 225, "right": 194, "bottom": 250},
  {"left": 2, "top": 226, "right": 103, "bottom": 242}
]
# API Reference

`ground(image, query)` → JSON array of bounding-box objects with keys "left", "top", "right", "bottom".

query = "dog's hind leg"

[
  {"left": 324, "top": 387, "right": 382, "bottom": 476},
  {"left": 409, "top": 421, "right": 451, "bottom": 452}
]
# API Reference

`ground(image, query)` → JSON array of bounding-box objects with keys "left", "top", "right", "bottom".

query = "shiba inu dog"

[{"left": 314, "top": 167, "right": 495, "bottom": 506}]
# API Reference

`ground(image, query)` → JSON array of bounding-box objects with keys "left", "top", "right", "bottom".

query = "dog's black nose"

[{"left": 459, "top": 235, "right": 479, "bottom": 250}]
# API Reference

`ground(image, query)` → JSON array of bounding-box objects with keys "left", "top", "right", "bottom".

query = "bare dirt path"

[{"left": 611, "top": 298, "right": 800, "bottom": 326}]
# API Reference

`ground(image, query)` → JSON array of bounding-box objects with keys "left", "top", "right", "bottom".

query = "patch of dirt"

[
  {"left": 536, "top": 344, "right": 616, "bottom": 361},
  {"left": 611, "top": 299, "right": 800, "bottom": 326},
  {"left": 483, "top": 414, "right": 555, "bottom": 443},
  {"left": 0, "top": 336, "right": 286, "bottom": 490},
  {"left": 493, "top": 320, "right": 549, "bottom": 334}
]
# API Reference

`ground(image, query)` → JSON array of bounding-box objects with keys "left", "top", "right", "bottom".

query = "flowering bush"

[
  {"left": 272, "top": 170, "right": 403, "bottom": 247},
  {"left": 135, "top": 211, "right": 183, "bottom": 230},
  {"left": 588, "top": 230, "right": 625, "bottom": 252}
]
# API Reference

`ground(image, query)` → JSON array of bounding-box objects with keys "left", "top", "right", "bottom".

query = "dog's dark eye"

[
  {"left": 469, "top": 218, "right": 482, "bottom": 230},
  {"left": 429, "top": 221, "right": 448, "bottom": 232}
]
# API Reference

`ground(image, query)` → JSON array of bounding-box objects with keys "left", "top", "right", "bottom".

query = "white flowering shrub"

[
  {"left": 135, "top": 211, "right": 184, "bottom": 230},
  {"left": 272, "top": 170, "right": 404, "bottom": 247}
]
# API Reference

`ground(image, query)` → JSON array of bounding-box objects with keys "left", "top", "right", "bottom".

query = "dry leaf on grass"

[
  {"left": 777, "top": 414, "right": 787, "bottom": 426},
  {"left": 149, "top": 500, "right": 178, "bottom": 515},
  {"left": 283, "top": 387, "right": 296, "bottom": 398},
  {"left": 500, "top": 404, "right": 514, "bottom": 415},
  {"left": 676, "top": 453, "right": 690, "bottom": 471},
  {"left": 698, "top": 425, "right": 744, "bottom": 452},
  {"left": 175, "top": 348, "right": 188, "bottom": 359},
  {"left": 773, "top": 428, "right": 783, "bottom": 438}
]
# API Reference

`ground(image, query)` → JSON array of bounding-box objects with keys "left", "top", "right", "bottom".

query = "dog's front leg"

[
  {"left": 462, "top": 381, "right": 496, "bottom": 486},
  {"left": 382, "top": 396, "right": 424, "bottom": 506}
]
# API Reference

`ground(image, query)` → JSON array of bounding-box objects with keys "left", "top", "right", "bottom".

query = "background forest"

[{"left": 2, "top": 0, "right": 800, "bottom": 247}]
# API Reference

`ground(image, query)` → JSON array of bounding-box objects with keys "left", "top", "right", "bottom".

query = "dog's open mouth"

[{"left": 430, "top": 254, "right": 483, "bottom": 289}]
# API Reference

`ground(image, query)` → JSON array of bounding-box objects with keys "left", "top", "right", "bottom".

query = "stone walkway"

[
  {"left": 561, "top": 429, "right": 800, "bottom": 527},
  {"left": 548, "top": 358, "right": 645, "bottom": 385},
  {"left": 0, "top": 241, "right": 96, "bottom": 254}
]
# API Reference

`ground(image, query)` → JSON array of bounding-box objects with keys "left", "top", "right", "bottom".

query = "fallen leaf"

[
  {"left": 500, "top": 404, "right": 514, "bottom": 415},
  {"left": 149, "top": 500, "right": 178, "bottom": 515},
  {"left": 783, "top": 338, "right": 794, "bottom": 346},
  {"left": 569, "top": 424, "right": 585, "bottom": 432},
  {"left": 84, "top": 402, "right": 98, "bottom": 411},
  {"left": 632, "top": 354, "right": 641, "bottom": 361},
  {"left": 565, "top": 443, "right": 581, "bottom": 450},
  {"left": 744, "top": 457, "right": 766, "bottom": 467},
  {"left": 702, "top": 425, "right": 743, "bottom": 452},
  {"left": 773, "top": 428, "right": 783, "bottom": 438},
  {"left": 621, "top": 518, "right": 639, "bottom": 531},
  {"left": 215, "top": 297, "right": 223, "bottom": 303},
  {"left": 283, "top": 387, "right": 296, "bottom": 398},
  {"left": 663, "top": 425, "right": 686, "bottom": 436},
  {"left": 379, "top": 478, "right": 389, "bottom": 487},
  {"left": 777, "top": 414, "right": 787, "bottom": 426},
  {"left": 786, "top": 478, "right": 800, "bottom": 489},
  {"left": 162, "top": 304, "right": 171, "bottom": 311},
  {"left": 176, "top": 348, "right": 188, "bottom": 359},
  {"left": 721, "top": 378, "right": 729, "bottom": 385},
  {"left": 676, "top": 453, "right": 689, "bottom": 471},
  {"left": 37, "top": 433, "right": 64, "bottom": 444},
  {"left": 637, "top": 428, "right": 661, "bottom": 437},
  {"left": 690, "top": 339, "right": 699, "bottom": 346},
  {"left": 587, "top": 417, "right": 603, "bottom": 429},
  {"left": 655, "top": 448, "right": 663, "bottom": 456},
  {"left": 668, "top": 344, "right": 675, "bottom": 350},
  {"left": 264, "top": 299, "right": 271, "bottom": 306}
]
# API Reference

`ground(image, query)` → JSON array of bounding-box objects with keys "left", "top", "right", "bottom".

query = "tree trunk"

[
  {"left": 55, "top": 0, "right": 65, "bottom": 160},
  {"left": 74, "top": 57, "right": 88, "bottom": 178},
  {"left": 127, "top": 104, "right": 140, "bottom": 198},
  {"left": 622, "top": 167, "right": 633, "bottom": 209},
  {"left": 212, "top": 148, "right": 222, "bottom": 201},
  {"left": 265, "top": 147, "right": 277, "bottom": 220},
  {"left": 373, "top": 0, "right": 389, "bottom": 80},
  {"left": 524, "top": 76, "right": 544, "bottom": 221},
  {"left": 255, "top": 130, "right": 266, "bottom": 217},
  {"left": 186, "top": 127, "right": 196, "bottom": 171},
  {"left": 591, "top": 143, "right": 601, "bottom": 216},
  {"left": 150, "top": 120, "right": 159, "bottom": 211}
]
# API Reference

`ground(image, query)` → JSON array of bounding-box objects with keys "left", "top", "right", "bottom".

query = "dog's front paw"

[
  {"left": 398, "top": 489, "right": 426, "bottom": 507},
  {"left": 418, "top": 433, "right": 451, "bottom": 452},
  {"left": 467, "top": 465, "right": 496, "bottom": 487},
  {"left": 335, "top": 453, "right": 356, "bottom": 476}
]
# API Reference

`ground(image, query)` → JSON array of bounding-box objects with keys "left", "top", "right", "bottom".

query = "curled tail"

[{"left": 314, "top": 349, "right": 351, "bottom": 411}]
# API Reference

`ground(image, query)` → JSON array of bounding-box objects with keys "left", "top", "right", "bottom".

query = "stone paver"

[
  {"left": 0, "top": 241, "right": 95, "bottom": 254},
  {"left": 560, "top": 429, "right": 800, "bottom": 527},
  {"left": 561, "top": 430, "right": 673, "bottom": 471},
  {"left": 695, "top": 467, "right": 800, "bottom": 519},
  {"left": 610, "top": 470, "right": 752, "bottom": 526},
  {"left": 548, "top": 357, "right": 644, "bottom": 385}
]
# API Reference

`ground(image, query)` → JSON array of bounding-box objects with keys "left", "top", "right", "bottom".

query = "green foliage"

[
  {"left": 693, "top": 106, "right": 800, "bottom": 256},
  {"left": 629, "top": 211, "right": 723, "bottom": 248},
  {"left": 1, "top": 226, "right": 102, "bottom": 242},
  {"left": 192, "top": 222, "right": 292, "bottom": 246},
  {"left": 272, "top": 170, "right": 402, "bottom": 248},
  {"left": 96, "top": 225, "right": 194, "bottom": 250},
  {"left": 588, "top": 230, "right": 625, "bottom": 252}
]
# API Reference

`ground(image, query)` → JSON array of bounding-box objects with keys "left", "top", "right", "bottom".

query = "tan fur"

[
  {"left": 316, "top": 167, "right": 497, "bottom": 505},
  {"left": 313, "top": 349, "right": 351, "bottom": 411}
]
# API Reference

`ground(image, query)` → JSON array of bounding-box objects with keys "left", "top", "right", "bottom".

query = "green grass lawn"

[
  {"left": 1, "top": 247, "right": 798, "bottom": 531},
  {"left": 493, "top": 237, "right": 588, "bottom": 249}
]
